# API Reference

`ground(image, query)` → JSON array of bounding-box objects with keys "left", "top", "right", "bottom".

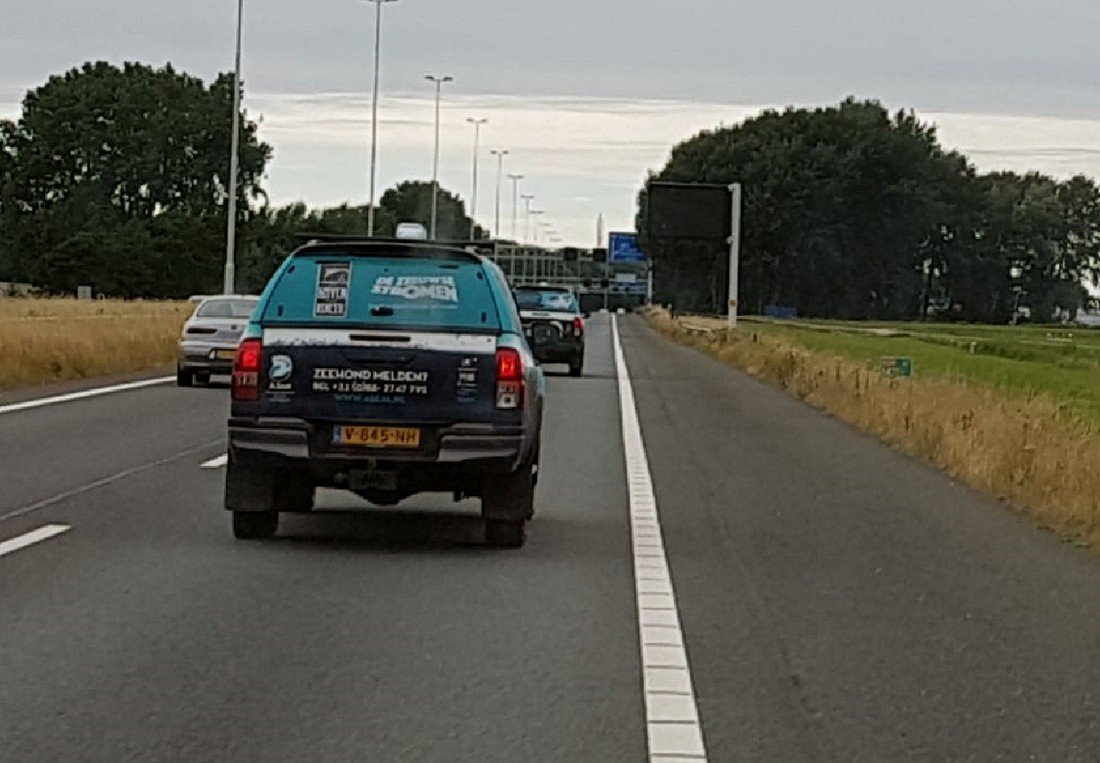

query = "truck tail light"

[
  {"left": 495, "top": 347, "right": 524, "bottom": 410},
  {"left": 572, "top": 316, "right": 585, "bottom": 336},
  {"left": 232, "top": 338, "right": 262, "bottom": 402}
]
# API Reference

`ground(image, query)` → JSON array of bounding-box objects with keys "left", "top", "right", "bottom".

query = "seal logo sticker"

[{"left": 270, "top": 354, "right": 294, "bottom": 384}]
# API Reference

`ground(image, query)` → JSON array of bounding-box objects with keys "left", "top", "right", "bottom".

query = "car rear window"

[
  {"left": 515, "top": 289, "right": 578, "bottom": 312},
  {"left": 196, "top": 298, "right": 258, "bottom": 319},
  {"left": 259, "top": 254, "right": 501, "bottom": 332}
]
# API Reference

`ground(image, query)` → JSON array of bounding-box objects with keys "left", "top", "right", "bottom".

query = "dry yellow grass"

[
  {"left": 0, "top": 299, "right": 191, "bottom": 390},
  {"left": 646, "top": 309, "right": 1100, "bottom": 550}
]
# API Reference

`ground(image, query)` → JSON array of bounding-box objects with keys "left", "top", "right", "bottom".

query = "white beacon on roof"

[{"left": 395, "top": 223, "right": 429, "bottom": 240}]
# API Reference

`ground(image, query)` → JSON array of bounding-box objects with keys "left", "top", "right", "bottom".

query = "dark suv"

[
  {"left": 514, "top": 286, "right": 585, "bottom": 376},
  {"left": 225, "top": 239, "right": 546, "bottom": 548}
]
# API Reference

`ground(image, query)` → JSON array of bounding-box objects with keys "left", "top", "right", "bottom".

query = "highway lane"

[
  {"left": 0, "top": 315, "right": 647, "bottom": 762},
  {"left": 618, "top": 316, "right": 1100, "bottom": 761},
  {"left": 0, "top": 381, "right": 226, "bottom": 520},
  {"left": 1, "top": 314, "right": 1099, "bottom": 760}
]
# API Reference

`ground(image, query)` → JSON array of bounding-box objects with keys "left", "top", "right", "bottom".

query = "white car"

[{"left": 177, "top": 295, "right": 259, "bottom": 386}]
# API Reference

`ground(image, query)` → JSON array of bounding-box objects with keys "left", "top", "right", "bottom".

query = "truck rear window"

[
  {"left": 259, "top": 254, "right": 501, "bottom": 332},
  {"left": 515, "top": 289, "right": 578, "bottom": 312}
]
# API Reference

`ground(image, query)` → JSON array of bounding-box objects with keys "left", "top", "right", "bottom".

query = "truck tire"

[
  {"left": 568, "top": 356, "right": 583, "bottom": 377},
  {"left": 482, "top": 464, "right": 534, "bottom": 522},
  {"left": 276, "top": 472, "right": 315, "bottom": 513},
  {"left": 176, "top": 367, "right": 194, "bottom": 387},
  {"left": 485, "top": 519, "right": 526, "bottom": 549},
  {"left": 233, "top": 511, "right": 278, "bottom": 540}
]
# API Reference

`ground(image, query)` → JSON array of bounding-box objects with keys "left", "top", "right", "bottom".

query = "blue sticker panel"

[{"left": 609, "top": 232, "right": 646, "bottom": 263}]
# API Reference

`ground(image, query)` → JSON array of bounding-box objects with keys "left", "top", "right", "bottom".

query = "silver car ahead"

[{"left": 177, "top": 296, "right": 259, "bottom": 387}]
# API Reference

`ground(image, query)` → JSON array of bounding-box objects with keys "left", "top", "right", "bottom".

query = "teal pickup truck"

[{"left": 224, "top": 238, "right": 546, "bottom": 548}]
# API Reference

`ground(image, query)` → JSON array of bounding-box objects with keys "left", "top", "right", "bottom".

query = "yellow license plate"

[
  {"left": 334, "top": 426, "right": 421, "bottom": 449},
  {"left": 212, "top": 348, "right": 236, "bottom": 361}
]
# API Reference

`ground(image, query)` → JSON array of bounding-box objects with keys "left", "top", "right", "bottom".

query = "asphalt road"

[{"left": 2, "top": 314, "right": 1099, "bottom": 761}]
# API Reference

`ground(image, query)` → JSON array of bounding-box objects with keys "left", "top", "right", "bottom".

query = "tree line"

[
  {"left": 639, "top": 98, "right": 1100, "bottom": 322},
  {"left": 0, "top": 62, "right": 484, "bottom": 298}
]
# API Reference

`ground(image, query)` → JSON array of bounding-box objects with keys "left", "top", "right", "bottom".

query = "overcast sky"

[{"left": 5, "top": 0, "right": 1100, "bottom": 244}]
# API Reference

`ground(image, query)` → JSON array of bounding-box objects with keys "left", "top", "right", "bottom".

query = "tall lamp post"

[
  {"left": 490, "top": 149, "right": 509, "bottom": 238},
  {"left": 426, "top": 74, "right": 453, "bottom": 240},
  {"left": 466, "top": 117, "right": 488, "bottom": 239},
  {"left": 223, "top": 0, "right": 245, "bottom": 295},
  {"left": 521, "top": 193, "right": 535, "bottom": 243},
  {"left": 530, "top": 212, "right": 546, "bottom": 243},
  {"left": 365, "top": 0, "right": 398, "bottom": 237},
  {"left": 507, "top": 174, "right": 524, "bottom": 241}
]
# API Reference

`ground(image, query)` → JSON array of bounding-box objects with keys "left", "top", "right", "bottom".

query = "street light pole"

[
  {"left": 531, "top": 213, "right": 546, "bottom": 243},
  {"left": 529, "top": 210, "right": 544, "bottom": 243},
  {"left": 507, "top": 174, "right": 524, "bottom": 241},
  {"left": 521, "top": 193, "right": 535, "bottom": 243},
  {"left": 365, "top": 0, "right": 398, "bottom": 237},
  {"left": 425, "top": 74, "right": 453, "bottom": 240},
  {"left": 466, "top": 117, "right": 487, "bottom": 239},
  {"left": 223, "top": 0, "right": 244, "bottom": 295},
  {"left": 490, "top": 149, "right": 508, "bottom": 238}
]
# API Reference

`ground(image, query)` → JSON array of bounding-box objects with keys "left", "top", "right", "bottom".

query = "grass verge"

[
  {"left": 646, "top": 309, "right": 1100, "bottom": 551},
  {"left": 0, "top": 299, "right": 190, "bottom": 391}
]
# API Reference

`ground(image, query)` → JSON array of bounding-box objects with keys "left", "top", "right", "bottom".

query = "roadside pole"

[
  {"left": 223, "top": 0, "right": 244, "bottom": 295},
  {"left": 604, "top": 259, "right": 611, "bottom": 311},
  {"left": 727, "top": 183, "right": 742, "bottom": 327}
]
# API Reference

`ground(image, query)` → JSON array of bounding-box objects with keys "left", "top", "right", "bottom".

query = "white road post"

[{"left": 727, "top": 183, "right": 742, "bottom": 327}]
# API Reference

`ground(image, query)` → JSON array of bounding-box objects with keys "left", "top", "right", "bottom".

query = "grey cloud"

[{"left": 3, "top": 0, "right": 1100, "bottom": 119}]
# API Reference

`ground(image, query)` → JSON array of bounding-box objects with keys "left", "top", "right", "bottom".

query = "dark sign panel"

[{"left": 647, "top": 182, "right": 732, "bottom": 241}]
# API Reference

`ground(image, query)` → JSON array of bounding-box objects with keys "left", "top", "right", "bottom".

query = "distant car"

[
  {"left": 177, "top": 296, "right": 259, "bottom": 386},
  {"left": 514, "top": 286, "right": 585, "bottom": 376},
  {"left": 224, "top": 239, "right": 546, "bottom": 548}
]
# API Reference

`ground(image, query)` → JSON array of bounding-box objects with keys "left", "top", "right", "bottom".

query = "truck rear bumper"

[
  {"left": 530, "top": 340, "right": 583, "bottom": 363},
  {"left": 228, "top": 418, "right": 525, "bottom": 467}
]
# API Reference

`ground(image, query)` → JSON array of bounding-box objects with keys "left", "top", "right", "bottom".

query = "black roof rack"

[{"left": 290, "top": 236, "right": 484, "bottom": 264}]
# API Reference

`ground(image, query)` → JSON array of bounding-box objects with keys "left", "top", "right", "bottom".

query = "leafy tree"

[
  {"left": 640, "top": 99, "right": 975, "bottom": 318},
  {"left": 1, "top": 61, "right": 270, "bottom": 294},
  {"left": 638, "top": 98, "right": 1100, "bottom": 322},
  {"left": 0, "top": 120, "right": 16, "bottom": 280},
  {"left": 379, "top": 181, "right": 488, "bottom": 241}
]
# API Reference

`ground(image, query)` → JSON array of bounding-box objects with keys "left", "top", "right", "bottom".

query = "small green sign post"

[{"left": 880, "top": 356, "right": 914, "bottom": 378}]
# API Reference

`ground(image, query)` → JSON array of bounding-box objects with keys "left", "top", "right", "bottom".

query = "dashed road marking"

[
  {"left": 612, "top": 315, "right": 708, "bottom": 762},
  {"left": 0, "top": 377, "right": 175, "bottom": 416},
  {"left": 201, "top": 454, "right": 228, "bottom": 469},
  {"left": 0, "top": 441, "right": 223, "bottom": 524},
  {"left": 0, "top": 525, "right": 71, "bottom": 559}
]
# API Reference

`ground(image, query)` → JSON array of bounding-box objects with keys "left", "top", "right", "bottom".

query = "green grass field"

[{"left": 737, "top": 318, "right": 1100, "bottom": 430}]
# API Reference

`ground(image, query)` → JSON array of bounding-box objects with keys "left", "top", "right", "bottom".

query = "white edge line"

[
  {"left": 612, "top": 315, "right": 709, "bottom": 763},
  {"left": 0, "top": 524, "right": 71, "bottom": 558},
  {"left": 201, "top": 454, "right": 229, "bottom": 469},
  {"left": 0, "top": 376, "right": 175, "bottom": 416}
]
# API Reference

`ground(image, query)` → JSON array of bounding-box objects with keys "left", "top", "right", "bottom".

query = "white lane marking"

[
  {"left": 0, "top": 440, "right": 223, "bottom": 524},
  {"left": 0, "top": 376, "right": 175, "bottom": 416},
  {"left": 0, "top": 525, "right": 71, "bottom": 559},
  {"left": 201, "top": 454, "right": 228, "bottom": 469},
  {"left": 612, "top": 315, "right": 708, "bottom": 762}
]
